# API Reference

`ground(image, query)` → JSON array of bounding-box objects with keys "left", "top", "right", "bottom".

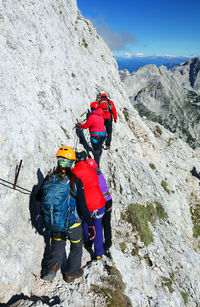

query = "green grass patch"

[
  {"left": 193, "top": 224, "right": 200, "bottom": 238},
  {"left": 92, "top": 264, "right": 132, "bottom": 306},
  {"left": 123, "top": 108, "right": 129, "bottom": 122},
  {"left": 82, "top": 38, "right": 88, "bottom": 48},
  {"left": 131, "top": 242, "right": 140, "bottom": 257},
  {"left": 121, "top": 212, "right": 127, "bottom": 221},
  {"left": 155, "top": 125, "right": 162, "bottom": 135},
  {"left": 190, "top": 204, "right": 200, "bottom": 238},
  {"left": 119, "top": 242, "right": 127, "bottom": 253},
  {"left": 149, "top": 163, "right": 156, "bottom": 170},
  {"left": 153, "top": 125, "right": 162, "bottom": 137},
  {"left": 154, "top": 201, "right": 166, "bottom": 219},
  {"left": 144, "top": 254, "right": 153, "bottom": 266},
  {"left": 167, "top": 137, "right": 174, "bottom": 146},
  {"left": 161, "top": 277, "right": 174, "bottom": 293},
  {"left": 127, "top": 203, "right": 155, "bottom": 246},
  {"left": 127, "top": 202, "right": 165, "bottom": 246},
  {"left": 116, "top": 230, "right": 122, "bottom": 237},
  {"left": 60, "top": 126, "right": 70, "bottom": 138},
  {"left": 161, "top": 180, "right": 170, "bottom": 194},
  {"left": 181, "top": 292, "right": 188, "bottom": 305}
]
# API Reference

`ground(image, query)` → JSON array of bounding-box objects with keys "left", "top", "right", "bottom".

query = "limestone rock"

[{"left": 0, "top": 0, "right": 200, "bottom": 306}]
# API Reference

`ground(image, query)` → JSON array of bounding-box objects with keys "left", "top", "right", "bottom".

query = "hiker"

[
  {"left": 73, "top": 151, "right": 106, "bottom": 260},
  {"left": 77, "top": 101, "right": 106, "bottom": 167},
  {"left": 75, "top": 124, "right": 93, "bottom": 158},
  {"left": 37, "top": 146, "right": 96, "bottom": 283},
  {"left": 86, "top": 158, "right": 112, "bottom": 259},
  {"left": 98, "top": 93, "right": 117, "bottom": 150},
  {"left": 191, "top": 167, "right": 200, "bottom": 180}
]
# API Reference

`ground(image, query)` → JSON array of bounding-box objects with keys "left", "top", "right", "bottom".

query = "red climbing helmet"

[
  {"left": 90, "top": 101, "right": 99, "bottom": 109},
  {"left": 86, "top": 158, "right": 98, "bottom": 169},
  {"left": 101, "top": 93, "right": 107, "bottom": 98}
]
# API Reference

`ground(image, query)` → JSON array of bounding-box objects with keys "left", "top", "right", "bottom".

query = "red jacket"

[
  {"left": 73, "top": 161, "right": 105, "bottom": 212},
  {"left": 79, "top": 108, "right": 106, "bottom": 135},
  {"left": 99, "top": 98, "right": 117, "bottom": 121}
]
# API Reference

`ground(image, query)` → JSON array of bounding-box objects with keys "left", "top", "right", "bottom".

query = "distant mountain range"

[
  {"left": 120, "top": 57, "right": 200, "bottom": 148},
  {"left": 116, "top": 55, "right": 191, "bottom": 73}
]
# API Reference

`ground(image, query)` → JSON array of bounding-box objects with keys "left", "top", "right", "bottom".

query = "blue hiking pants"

[{"left": 83, "top": 206, "right": 105, "bottom": 257}]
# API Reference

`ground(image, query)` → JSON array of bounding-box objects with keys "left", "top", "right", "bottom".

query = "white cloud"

[
  {"left": 124, "top": 52, "right": 132, "bottom": 58},
  {"left": 155, "top": 54, "right": 177, "bottom": 57},
  {"left": 121, "top": 52, "right": 145, "bottom": 58},
  {"left": 134, "top": 53, "right": 145, "bottom": 57},
  {"left": 93, "top": 19, "right": 137, "bottom": 51}
]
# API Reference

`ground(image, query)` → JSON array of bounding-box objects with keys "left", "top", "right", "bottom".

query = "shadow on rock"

[
  {"left": 29, "top": 168, "right": 51, "bottom": 274},
  {"left": 0, "top": 293, "right": 60, "bottom": 306},
  {"left": 29, "top": 168, "right": 46, "bottom": 235},
  {"left": 191, "top": 166, "right": 200, "bottom": 180}
]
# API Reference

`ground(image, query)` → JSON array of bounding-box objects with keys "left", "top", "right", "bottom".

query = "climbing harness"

[
  {"left": 91, "top": 131, "right": 107, "bottom": 144},
  {"left": 91, "top": 209, "right": 105, "bottom": 219}
]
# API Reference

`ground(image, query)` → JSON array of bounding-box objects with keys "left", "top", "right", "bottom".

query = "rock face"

[
  {"left": 0, "top": 1, "right": 200, "bottom": 306},
  {"left": 120, "top": 58, "right": 200, "bottom": 148}
]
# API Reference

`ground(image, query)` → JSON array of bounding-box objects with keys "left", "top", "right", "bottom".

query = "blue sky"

[{"left": 77, "top": 0, "right": 200, "bottom": 57}]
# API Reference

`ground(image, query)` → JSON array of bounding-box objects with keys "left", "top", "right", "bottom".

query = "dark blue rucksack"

[{"left": 42, "top": 174, "right": 79, "bottom": 232}]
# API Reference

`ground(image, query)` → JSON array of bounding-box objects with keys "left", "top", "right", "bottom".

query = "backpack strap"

[
  {"left": 107, "top": 99, "right": 113, "bottom": 113},
  {"left": 70, "top": 188, "right": 77, "bottom": 200},
  {"left": 55, "top": 173, "right": 69, "bottom": 182}
]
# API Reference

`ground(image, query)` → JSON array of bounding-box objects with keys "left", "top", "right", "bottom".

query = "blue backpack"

[{"left": 42, "top": 174, "right": 80, "bottom": 232}]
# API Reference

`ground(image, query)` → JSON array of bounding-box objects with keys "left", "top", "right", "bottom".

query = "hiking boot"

[
  {"left": 104, "top": 249, "right": 112, "bottom": 260},
  {"left": 84, "top": 244, "right": 96, "bottom": 260},
  {"left": 95, "top": 255, "right": 103, "bottom": 261},
  {"left": 104, "top": 146, "right": 110, "bottom": 150},
  {"left": 41, "top": 263, "right": 58, "bottom": 282},
  {"left": 64, "top": 268, "right": 84, "bottom": 283}
]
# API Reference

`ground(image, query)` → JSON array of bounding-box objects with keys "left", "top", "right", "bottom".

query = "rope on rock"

[{"left": 0, "top": 178, "right": 31, "bottom": 195}]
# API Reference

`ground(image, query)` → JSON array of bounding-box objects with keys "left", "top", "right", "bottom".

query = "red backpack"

[{"left": 99, "top": 99, "right": 113, "bottom": 114}]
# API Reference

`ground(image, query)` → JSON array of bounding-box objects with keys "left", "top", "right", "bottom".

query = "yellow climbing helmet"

[{"left": 56, "top": 146, "right": 76, "bottom": 160}]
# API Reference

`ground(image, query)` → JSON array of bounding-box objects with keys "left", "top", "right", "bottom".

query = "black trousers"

[
  {"left": 47, "top": 224, "right": 83, "bottom": 276},
  {"left": 102, "top": 199, "right": 112, "bottom": 249},
  {"left": 76, "top": 126, "right": 92, "bottom": 158},
  {"left": 104, "top": 118, "right": 113, "bottom": 147},
  {"left": 91, "top": 135, "right": 106, "bottom": 167}
]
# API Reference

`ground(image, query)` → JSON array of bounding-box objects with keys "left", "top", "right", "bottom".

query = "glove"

[
  {"left": 88, "top": 226, "right": 96, "bottom": 240},
  {"left": 75, "top": 123, "right": 82, "bottom": 131},
  {"left": 74, "top": 123, "right": 80, "bottom": 130},
  {"left": 114, "top": 119, "right": 117, "bottom": 123}
]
